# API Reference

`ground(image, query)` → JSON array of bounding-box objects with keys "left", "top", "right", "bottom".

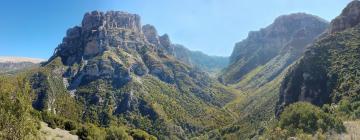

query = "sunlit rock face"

[
  {"left": 33, "top": 10, "right": 236, "bottom": 139},
  {"left": 276, "top": 1, "right": 360, "bottom": 116},
  {"left": 220, "top": 13, "right": 329, "bottom": 85},
  {"left": 329, "top": 0, "right": 360, "bottom": 33}
]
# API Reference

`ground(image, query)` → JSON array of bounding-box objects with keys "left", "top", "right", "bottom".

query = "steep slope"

[
  {"left": 172, "top": 44, "right": 228, "bottom": 75},
  {"left": 0, "top": 56, "right": 44, "bottom": 74},
  {"left": 220, "top": 13, "right": 329, "bottom": 85},
  {"left": 31, "top": 11, "right": 236, "bottom": 139},
  {"left": 142, "top": 24, "right": 229, "bottom": 74},
  {"left": 277, "top": 0, "right": 360, "bottom": 116},
  {"left": 208, "top": 13, "right": 329, "bottom": 139}
]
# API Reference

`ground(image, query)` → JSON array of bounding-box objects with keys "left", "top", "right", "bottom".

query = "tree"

[
  {"left": 279, "top": 102, "right": 345, "bottom": 135},
  {"left": 0, "top": 75, "right": 39, "bottom": 139}
]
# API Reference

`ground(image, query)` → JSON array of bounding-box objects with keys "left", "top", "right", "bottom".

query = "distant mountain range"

[
  {"left": 0, "top": 56, "right": 44, "bottom": 73},
  {"left": 0, "top": 56, "right": 44, "bottom": 63}
]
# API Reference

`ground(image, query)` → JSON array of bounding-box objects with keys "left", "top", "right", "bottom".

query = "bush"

[
  {"left": 105, "top": 126, "right": 132, "bottom": 140},
  {"left": 64, "top": 120, "right": 77, "bottom": 131},
  {"left": 0, "top": 75, "right": 40, "bottom": 139},
  {"left": 76, "top": 124, "right": 106, "bottom": 140},
  {"left": 279, "top": 102, "right": 345, "bottom": 135},
  {"left": 130, "top": 129, "right": 157, "bottom": 140}
]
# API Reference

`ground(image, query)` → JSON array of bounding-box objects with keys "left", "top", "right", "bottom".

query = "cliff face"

[
  {"left": 220, "top": 13, "right": 329, "bottom": 86},
  {"left": 171, "top": 44, "right": 229, "bottom": 75},
  {"left": 276, "top": 0, "right": 360, "bottom": 116},
  {"left": 330, "top": 0, "right": 360, "bottom": 33},
  {"left": 33, "top": 11, "right": 236, "bottom": 139},
  {"left": 141, "top": 24, "right": 229, "bottom": 74},
  {"left": 209, "top": 13, "right": 329, "bottom": 139}
]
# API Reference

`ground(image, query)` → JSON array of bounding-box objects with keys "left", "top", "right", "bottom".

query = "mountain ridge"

[
  {"left": 220, "top": 13, "right": 329, "bottom": 86},
  {"left": 29, "top": 10, "right": 236, "bottom": 139},
  {"left": 276, "top": 0, "right": 360, "bottom": 116},
  {"left": 0, "top": 56, "right": 44, "bottom": 63}
]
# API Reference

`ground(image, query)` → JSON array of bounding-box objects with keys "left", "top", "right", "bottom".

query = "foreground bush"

[
  {"left": 0, "top": 75, "right": 40, "bottom": 139},
  {"left": 279, "top": 102, "right": 345, "bottom": 135}
]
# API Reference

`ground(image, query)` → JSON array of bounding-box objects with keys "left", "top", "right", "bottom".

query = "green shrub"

[
  {"left": 76, "top": 124, "right": 106, "bottom": 140},
  {"left": 130, "top": 129, "right": 157, "bottom": 140},
  {"left": 105, "top": 126, "right": 132, "bottom": 140},
  {"left": 279, "top": 102, "right": 345, "bottom": 135},
  {"left": 64, "top": 120, "right": 77, "bottom": 131},
  {"left": 0, "top": 75, "right": 40, "bottom": 139}
]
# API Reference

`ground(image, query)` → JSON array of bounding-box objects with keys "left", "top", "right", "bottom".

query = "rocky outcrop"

[
  {"left": 172, "top": 44, "right": 229, "bottom": 74},
  {"left": 329, "top": 0, "right": 360, "bottom": 33},
  {"left": 220, "top": 13, "right": 329, "bottom": 85},
  {"left": 82, "top": 11, "right": 141, "bottom": 32},
  {"left": 52, "top": 11, "right": 147, "bottom": 66},
  {"left": 142, "top": 24, "right": 161, "bottom": 46},
  {"left": 141, "top": 24, "right": 228, "bottom": 74},
  {"left": 35, "top": 10, "right": 235, "bottom": 138},
  {"left": 276, "top": 1, "right": 360, "bottom": 116}
]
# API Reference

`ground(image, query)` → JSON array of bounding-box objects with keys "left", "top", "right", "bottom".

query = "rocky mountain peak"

[
  {"left": 264, "top": 13, "right": 328, "bottom": 38},
  {"left": 222, "top": 13, "right": 328, "bottom": 84},
  {"left": 142, "top": 24, "right": 173, "bottom": 54},
  {"left": 142, "top": 24, "right": 160, "bottom": 46},
  {"left": 330, "top": 0, "right": 360, "bottom": 33},
  {"left": 52, "top": 11, "right": 150, "bottom": 66},
  {"left": 82, "top": 11, "right": 141, "bottom": 32},
  {"left": 276, "top": 0, "right": 360, "bottom": 117}
]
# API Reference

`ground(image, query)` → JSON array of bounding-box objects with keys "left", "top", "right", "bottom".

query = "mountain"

[
  {"left": 30, "top": 11, "right": 236, "bottom": 139},
  {"left": 172, "top": 44, "right": 228, "bottom": 75},
  {"left": 0, "top": 56, "right": 44, "bottom": 73},
  {"left": 2, "top": 3, "right": 359, "bottom": 140},
  {"left": 220, "top": 13, "right": 329, "bottom": 86},
  {"left": 210, "top": 13, "right": 329, "bottom": 139},
  {"left": 142, "top": 24, "right": 229, "bottom": 74},
  {"left": 276, "top": 0, "right": 360, "bottom": 116}
]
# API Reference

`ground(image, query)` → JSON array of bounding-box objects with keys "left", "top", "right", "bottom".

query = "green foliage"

[
  {"left": 0, "top": 74, "right": 40, "bottom": 139},
  {"left": 76, "top": 124, "right": 106, "bottom": 140},
  {"left": 215, "top": 70, "right": 284, "bottom": 139},
  {"left": 278, "top": 102, "right": 345, "bottom": 135},
  {"left": 129, "top": 129, "right": 157, "bottom": 140},
  {"left": 105, "top": 126, "right": 133, "bottom": 140},
  {"left": 279, "top": 24, "right": 360, "bottom": 120},
  {"left": 64, "top": 120, "right": 78, "bottom": 131},
  {"left": 75, "top": 123, "right": 157, "bottom": 140}
]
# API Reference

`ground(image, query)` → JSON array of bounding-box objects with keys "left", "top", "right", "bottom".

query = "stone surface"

[
  {"left": 34, "top": 11, "right": 237, "bottom": 139},
  {"left": 142, "top": 24, "right": 160, "bottom": 46},
  {"left": 276, "top": 1, "right": 360, "bottom": 116},
  {"left": 329, "top": 0, "right": 360, "bottom": 33},
  {"left": 220, "top": 13, "right": 329, "bottom": 84}
]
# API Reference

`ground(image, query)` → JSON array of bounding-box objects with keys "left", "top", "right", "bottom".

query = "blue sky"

[{"left": 0, "top": 0, "right": 351, "bottom": 59}]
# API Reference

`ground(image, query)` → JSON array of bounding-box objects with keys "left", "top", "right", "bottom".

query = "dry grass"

[
  {"left": 328, "top": 121, "right": 360, "bottom": 140},
  {"left": 39, "top": 122, "right": 78, "bottom": 140}
]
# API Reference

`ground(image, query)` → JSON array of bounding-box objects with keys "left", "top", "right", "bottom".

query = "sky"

[{"left": 0, "top": 0, "right": 352, "bottom": 59}]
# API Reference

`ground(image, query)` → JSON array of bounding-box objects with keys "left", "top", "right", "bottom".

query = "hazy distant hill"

[
  {"left": 172, "top": 44, "right": 228, "bottom": 75},
  {"left": 142, "top": 24, "right": 229, "bottom": 74},
  {"left": 0, "top": 56, "right": 44, "bottom": 73}
]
